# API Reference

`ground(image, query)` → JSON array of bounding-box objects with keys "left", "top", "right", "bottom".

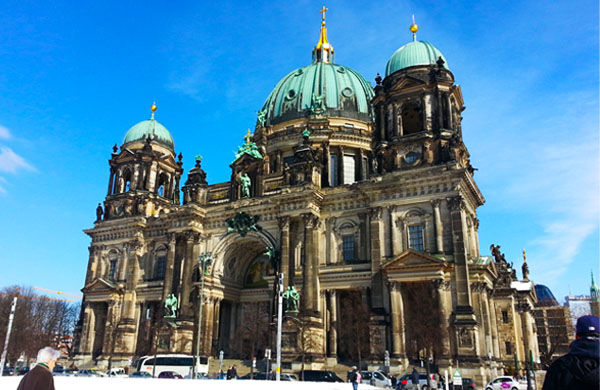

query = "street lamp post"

[{"left": 193, "top": 252, "right": 212, "bottom": 379}]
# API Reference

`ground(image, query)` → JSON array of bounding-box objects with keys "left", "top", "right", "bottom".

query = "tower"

[
  {"left": 591, "top": 271, "right": 600, "bottom": 317},
  {"left": 102, "top": 104, "right": 183, "bottom": 220}
]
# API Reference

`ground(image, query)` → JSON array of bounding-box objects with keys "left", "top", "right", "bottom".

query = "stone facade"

[{"left": 72, "top": 18, "right": 540, "bottom": 385}]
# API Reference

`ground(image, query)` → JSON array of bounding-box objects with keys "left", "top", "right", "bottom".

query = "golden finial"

[
  {"left": 320, "top": 6, "right": 328, "bottom": 25},
  {"left": 522, "top": 248, "right": 527, "bottom": 263},
  {"left": 314, "top": 6, "right": 334, "bottom": 63},
  {"left": 410, "top": 14, "right": 418, "bottom": 41},
  {"left": 244, "top": 129, "right": 252, "bottom": 144},
  {"left": 150, "top": 101, "right": 157, "bottom": 119}
]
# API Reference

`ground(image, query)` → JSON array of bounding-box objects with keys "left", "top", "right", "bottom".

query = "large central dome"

[
  {"left": 257, "top": 14, "right": 373, "bottom": 127},
  {"left": 259, "top": 62, "right": 374, "bottom": 126}
]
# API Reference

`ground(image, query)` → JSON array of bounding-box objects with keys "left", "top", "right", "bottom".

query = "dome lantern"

[
  {"left": 122, "top": 103, "right": 175, "bottom": 151},
  {"left": 312, "top": 6, "right": 334, "bottom": 64}
]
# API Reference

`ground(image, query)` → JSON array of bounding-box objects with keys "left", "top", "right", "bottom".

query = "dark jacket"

[
  {"left": 17, "top": 365, "right": 55, "bottom": 390},
  {"left": 411, "top": 368, "right": 419, "bottom": 384},
  {"left": 542, "top": 338, "right": 600, "bottom": 390},
  {"left": 349, "top": 370, "right": 358, "bottom": 383}
]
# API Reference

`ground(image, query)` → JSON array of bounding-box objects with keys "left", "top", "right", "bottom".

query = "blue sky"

[{"left": 0, "top": 0, "right": 597, "bottom": 304}]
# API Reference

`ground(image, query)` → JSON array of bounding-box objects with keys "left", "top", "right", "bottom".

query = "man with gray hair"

[{"left": 17, "top": 346, "right": 60, "bottom": 390}]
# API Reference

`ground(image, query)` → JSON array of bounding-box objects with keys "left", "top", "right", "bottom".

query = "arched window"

[
  {"left": 401, "top": 102, "right": 422, "bottom": 135},
  {"left": 123, "top": 169, "right": 132, "bottom": 192},
  {"left": 108, "top": 252, "right": 119, "bottom": 280}
]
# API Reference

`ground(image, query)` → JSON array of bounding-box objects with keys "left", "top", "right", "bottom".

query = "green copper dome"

[
  {"left": 258, "top": 62, "right": 374, "bottom": 126},
  {"left": 123, "top": 118, "right": 174, "bottom": 150},
  {"left": 385, "top": 40, "right": 449, "bottom": 76}
]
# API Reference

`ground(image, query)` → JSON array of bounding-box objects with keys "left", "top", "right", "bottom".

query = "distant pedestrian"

[
  {"left": 542, "top": 315, "right": 600, "bottom": 390},
  {"left": 17, "top": 346, "right": 60, "bottom": 390},
  {"left": 411, "top": 367, "right": 420, "bottom": 390},
  {"left": 349, "top": 366, "right": 359, "bottom": 390},
  {"left": 391, "top": 375, "right": 397, "bottom": 388}
]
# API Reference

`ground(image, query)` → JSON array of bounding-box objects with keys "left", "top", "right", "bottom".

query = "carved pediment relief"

[
  {"left": 82, "top": 278, "right": 123, "bottom": 295},
  {"left": 382, "top": 249, "right": 447, "bottom": 272}
]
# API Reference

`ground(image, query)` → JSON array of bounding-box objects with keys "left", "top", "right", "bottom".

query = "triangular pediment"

[
  {"left": 383, "top": 249, "right": 447, "bottom": 272},
  {"left": 231, "top": 152, "right": 261, "bottom": 167},
  {"left": 82, "top": 278, "right": 122, "bottom": 294},
  {"left": 391, "top": 76, "right": 428, "bottom": 91}
]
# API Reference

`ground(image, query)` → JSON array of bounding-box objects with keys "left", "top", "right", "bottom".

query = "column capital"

[
  {"left": 447, "top": 195, "right": 465, "bottom": 211},
  {"left": 327, "top": 289, "right": 337, "bottom": 298},
  {"left": 433, "top": 278, "right": 451, "bottom": 290},
  {"left": 303, "top": 213, "right": 320, "bottom": 229},
  {"left": 387, "top": 281, "right": 399, "bottom": 292},
  {"left": 386, "top": 205, "right": 397, "bottom": 213},
  {"left": 167, "top": 232, "right": 177, "bottom": 245},
  {"left": 278, "top": 216, "right": 290, "bottom": 230},
  {"left": 431, "top": 198, "right": 442, "bottom": 208},
  {"left": 368, "top": 206, "right": 383, "bottom": 221}
]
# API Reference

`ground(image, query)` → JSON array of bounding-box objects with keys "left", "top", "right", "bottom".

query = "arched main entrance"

[{"left": 210, "top": 232, "right": 277, "bottom": 358}]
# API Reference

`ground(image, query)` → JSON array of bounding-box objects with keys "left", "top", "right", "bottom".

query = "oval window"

[
  {"left": 341, "top": 87, "right": 353, "bottom": 98},
  {"left": 286, "top": 89, "right": 296, "bottom": 100},
  {"left": 405, "top": 152, "right": 419, "bottom": 164}
]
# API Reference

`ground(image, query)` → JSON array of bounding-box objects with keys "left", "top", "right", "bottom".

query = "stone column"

[
  {"left": 473, "top": 218, "right": 481, "bottom": 257},
  {"left": 431, "top": 199, "right": 444, "bottom": 254},
  {"left": 387, "top": 206, "right": 395, "bottom": 258},
  {"left": 448, "top": 196, "right": 473, "bottom": 308},
  {"left": 279, "top": 217, "right": 290, "bottom": 287},
  {"left": 446, "top": 94, "right": 453, "bottom": 129},
  {"left": 389, "top": 282, "right": 405, "bottom": 357},
  {"left": 86, "top": 246, "right": 97, "bottom": 285},
  {"left": 397, "top": 104, "right": 404, "bottom": 136},
  {"left": 328, "top": 290, "right": 338, "bottom": 357},
  {"left": 434, "top": 279, "right": 452, "bottom": 359},
  {"left": 302, "top": 213, "right": 320, "bottom": 314},
  {"left": 338, "top": 146, "right": 345, "bottom": 185},
  {"left": 325, "top": 217, "right": 336, "bottom": 265},
  {"left": 379, "top": 105, "right": 386, "bottom": 141},
  {"left": 212, "top": 298, "right": 221, "bottom": 355},
  {"left": 436, "top": 89, "right": 444, "bottom": 129},
  {"left": 107, "top": 168, "right": 115, "bottom": 196},
  {"left": 180, "top": 232, "right": 198, "bottom": 318},
  {"left": 488, "top": 293, "right": 501, "bottom": 358},
  {"left": 162, "top": 233, "right": 177, "bottom": 302},
  {"left": 369, "top": 207, "right": 384, "bottom": 272},
  {"left": 369, "top": 207, "right": 385, "bottom": 310},
  {"left": 82, "top": 303, "right": 95, "bottom": 354}
]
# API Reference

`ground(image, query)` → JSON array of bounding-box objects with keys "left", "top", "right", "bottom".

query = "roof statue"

[
  {"left": 164, "top": 293, "right": 177, "bottom": 319},
  {"left": 233, "top": 129, "right": 263, "bottom": 162},
  {"left": 283, "top": 286, "right": 300, "bottom": 313},
  {"left": 225, "top": 211, "right": 262, "bottom": 237},
  {"left": 239, "top": 172, "right": 251, "bottom": 198}
]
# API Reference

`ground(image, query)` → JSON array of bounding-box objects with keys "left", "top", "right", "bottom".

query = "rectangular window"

[
  {"left": 343, "top": 235, "right": 355, "bottom": 262},
  {"left": 408, "top": 225, "right": 424, "bottom": 251},
  {"left": 109, "top": 260, "right": 117, "bottom": 280},
  {"left": 502, "top": 310, "right": 509, "bottom": 323},
  {"left": 505, "top": 341, "right": 512, "bottom": 355},
  {"left": 343, "top": 154, "right": 355, "bottom": 184},
  {"left": 156, "top": 256, "right": 166, "bottom": 279},
  {"left": 329, "top": 154, "right": 339, "bottom": 186}
]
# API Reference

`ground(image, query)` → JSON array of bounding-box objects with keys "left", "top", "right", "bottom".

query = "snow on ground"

[{"left": 0, "top": 376, "right": 378, "bottom": 390}]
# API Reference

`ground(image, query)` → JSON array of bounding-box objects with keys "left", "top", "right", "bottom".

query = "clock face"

[{"left": 405, "top": 152, "right": 419, "bottom": 164}]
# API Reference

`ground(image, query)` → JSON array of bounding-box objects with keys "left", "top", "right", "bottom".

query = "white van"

[{"left": 134, "top": 354, "right": 209, "bottom": 378}]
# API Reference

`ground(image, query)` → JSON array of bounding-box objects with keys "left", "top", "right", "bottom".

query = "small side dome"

[
  {"left": 385, "top": 40, "right": 449, "bottom": 76},
  {"left": 534, "top": 284, "right": 560, "bottom": 307},
  {"left": 123, "top": 105, "right": 174, "bottom": 150}
]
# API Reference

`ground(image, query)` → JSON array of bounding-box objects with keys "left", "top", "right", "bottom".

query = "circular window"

[
  {"left": 341, "top": 87, "right": 354, "bottom": 98},
  {"left": 286, "top": 89, "right": 296, "bottom": 100},
  {"left": 337, "top": 67, "right": 346, "bottom": 73},
  {"left": 295, "top": 69, "right": 303, "bottom": 76},
  {"left": 405, "top": 152, "right": 419, "bottom": 164}
]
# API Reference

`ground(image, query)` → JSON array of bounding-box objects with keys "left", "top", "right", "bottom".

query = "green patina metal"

[
  {"left": 225, "top": 211, "right": 262, "bottom": 237},
  {"left": 385, "top": 40, "right": 449, "bottom": 76},
  {"left": 233, "top": 131, "right": 263, "bottom": 163},
  {"left": 195, "top": 154, "right": 203, "bottom": 163},
  {"left": 123, "top": 118, "right": 174, "bottom": 150},
  {"left": 264, "top": 246, "right": 281, "bottom": 271},
  {"left": 164, "top": 293, "right": 178, "bottom": 319},
  {"left": 283, "top": 286, "right": 300, "bottom": 313},
  {"left": 257, "top": 61, "right": 374, "bottom": 127}
]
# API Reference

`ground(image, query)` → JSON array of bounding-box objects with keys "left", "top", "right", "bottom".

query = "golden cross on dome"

[
  {"left": 244, "top": 129, "right": 252, "bottom": 144},
  {"left": 320, "top": 6, "right": 328, "bottom": 23}
]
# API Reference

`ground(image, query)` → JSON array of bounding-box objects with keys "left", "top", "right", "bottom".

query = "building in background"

[
  {"left": 565, "top": 272, "right": 600, "bottom": 328},
  {"left": 72, "top": 11, "right": 540, "bottom": 385},
  {"left": 532, "top": 285, "right": 572, "bottom": 367}
]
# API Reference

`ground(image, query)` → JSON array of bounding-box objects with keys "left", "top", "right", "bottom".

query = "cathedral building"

[{"left": 73, "top": 11, "right": 539, "bottom": 384}]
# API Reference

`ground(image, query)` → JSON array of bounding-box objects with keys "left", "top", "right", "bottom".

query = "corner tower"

[
  {"left": 373, "top": 19, "right": 472, "bottom": 174},
  {"left": 102, "top": 104, "right": 183, "bottom": 220}
]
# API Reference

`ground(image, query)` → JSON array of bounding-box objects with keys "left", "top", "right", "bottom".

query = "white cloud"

[
  {"left": 0, "top": 146, "right": 35, "bottom": 173},
  {"left": 0, "top": 177, "right": 7, "bottom": 194},
  {"left": 0, "top": 125, "right": 10, "bottom": 140}
]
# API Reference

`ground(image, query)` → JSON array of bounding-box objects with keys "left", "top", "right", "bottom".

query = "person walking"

[
  {"left": 349, "top": 366, "right": 359, "bottom": 390},
  {"left": 542, "top": 315, "right": 600, "bottom": 390},
  {"left": 411, "top": 367, "right": 420, "bottom": 390},
  {"left": 17, "top": 347, "right": 60, "bottom": 390}
]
